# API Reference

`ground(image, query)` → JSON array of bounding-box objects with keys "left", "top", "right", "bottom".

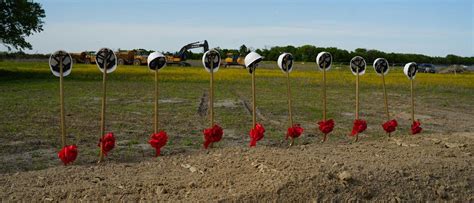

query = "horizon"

[{"left": 1, "top": 0, "right": 473, "bottom": 57}]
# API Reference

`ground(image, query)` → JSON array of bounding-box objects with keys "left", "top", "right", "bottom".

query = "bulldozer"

[
  {"left": 116, "top": 49, "right": 150, "bottom": 66},
  {"left": 71, "top": 51, "right": 96, "bottom": 64},
  {"left": 165, "top": 40, "right": 209, "bottom": 66},
  {"left": 223, "top": 53, "right": 245, "bottom": 68}
]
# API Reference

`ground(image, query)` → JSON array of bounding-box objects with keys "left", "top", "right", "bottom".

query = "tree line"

[{"left": 187, "top": 45, "right": 473, "bottom": 65}]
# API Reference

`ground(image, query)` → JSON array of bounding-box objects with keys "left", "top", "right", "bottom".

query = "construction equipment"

[
  {"left": 223, "top": 53, "right": 245, "bottom": 68},
  {"left": 165, "top": 40, "right": 209, "bottom": 66},
  {"left": 116, "top": 49, "right": 150, "bottom": 66},
  {"left": 71, "top": 51, "right": 96, "bottom": 64}
]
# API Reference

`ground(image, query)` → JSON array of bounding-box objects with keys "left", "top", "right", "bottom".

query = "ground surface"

[
  {"left": 0, "top": 60, "right": 473, "bottom": 201},
  {"left": 0, "top": 133, "right": 472, "bottom": 201}
]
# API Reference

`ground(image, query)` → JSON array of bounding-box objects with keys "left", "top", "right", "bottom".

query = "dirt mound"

[{"left": 0, "top": 133, "right": 472, "bottom": 201}]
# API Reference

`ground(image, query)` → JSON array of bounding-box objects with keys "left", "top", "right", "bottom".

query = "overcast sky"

[{"left": 3, "top": 0, "right": 473, "bottom": 57}]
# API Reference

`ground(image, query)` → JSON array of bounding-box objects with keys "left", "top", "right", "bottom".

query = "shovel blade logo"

[
  {"left": 96, "top": 48, "right": 117, "bottom": 73},
  {"left": 49, "top": 50, "right": 73, "bottom": 77},
  {"left": 350, "top": 56, "right": 366, "bottom": 75}
]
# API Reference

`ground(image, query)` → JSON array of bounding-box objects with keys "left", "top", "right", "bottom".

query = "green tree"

[
  {"left": 1, "top": 0, "right": 46, "bottom": 50},
  {"left": 446, "top": 54, "right": 461, "bottom": 64},
  {"left": 298, "top": 45, "right": 317, "bottom": 62},
  {"left": 239, "top": 44, "right": 249, "bottom": 56}
]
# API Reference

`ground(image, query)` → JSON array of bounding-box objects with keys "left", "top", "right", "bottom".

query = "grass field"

[{"left": 0, "top": 60, "right": 473, "bottom": 173}]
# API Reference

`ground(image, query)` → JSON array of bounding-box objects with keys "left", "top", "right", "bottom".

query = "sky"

[{"left": 4, "top": 0, "right": 473, "bottom": 57}]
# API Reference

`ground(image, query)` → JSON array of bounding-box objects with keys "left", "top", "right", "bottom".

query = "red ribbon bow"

[
  {"left": 203, "top": 124, "right": 223, "bottom": 149},
  {"left": 411, "top": 120, "right": 422, "bottom": 135},
  {"left": 318, "top": 119, "right": 335, "bottom": 135},
  {"left": 286, "top": 124, "right": 304, "bottom": 139},
  {"left": 98, "top": 132, "right": 115, "bottom": 156},
  {"left": 351, "top": 119, "right": 367, "bottom": 136},
  {"left": 58, "top": 145, "right": 78, "bottom": 165},
  {"left": 149, "top": 131, "right": 168, "bottom": 156},
  {"left": 249, "top": 123, "right": 265, "bottom": 147},
  {"left": 382, "top": 119, "right": 398, "bottom": 133}
]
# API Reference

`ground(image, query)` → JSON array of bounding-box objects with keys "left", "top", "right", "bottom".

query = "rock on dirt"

[
  {"left": 338, "top": 171, "right": 352, "bottom": 181},
  {"left": 189, "top": 166, "right": 197, "bottom": 173},
  {"left": 444, "top": 142, "right": 467, "bottom": 148}
]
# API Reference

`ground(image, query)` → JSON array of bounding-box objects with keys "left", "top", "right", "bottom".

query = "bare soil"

[{"left": 0, "top": 133, "right": 472, "bottom": 201}]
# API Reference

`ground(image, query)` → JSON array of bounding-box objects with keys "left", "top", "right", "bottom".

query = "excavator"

[{"left": 165, "top": 40, "right": 209, "bottom": 66}]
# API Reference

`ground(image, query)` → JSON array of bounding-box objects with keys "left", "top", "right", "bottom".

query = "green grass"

[{"left": 0, "top": 60, "right": 473, "bottom": 172}]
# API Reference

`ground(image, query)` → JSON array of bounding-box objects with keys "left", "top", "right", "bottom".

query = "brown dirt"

[
  {"left": 0, "top": 133, "right": 472, "bottom": 201},
  {"left": 197, "top": 91, "right": 209, "bottom": 117}
]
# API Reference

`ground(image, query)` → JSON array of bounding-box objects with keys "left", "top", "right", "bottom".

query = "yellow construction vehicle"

[
  {"left": 71, "top": 51, "right": 96, "bottom": 64},
  {"left": 223, "top": 53, "right": 245, "bottom": 68},
  {"left": 165, "top": 40, "right": 209, "bottom": 66},
  {"left": 116, "top": 49, "right": 149, "bottom": 65}
]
